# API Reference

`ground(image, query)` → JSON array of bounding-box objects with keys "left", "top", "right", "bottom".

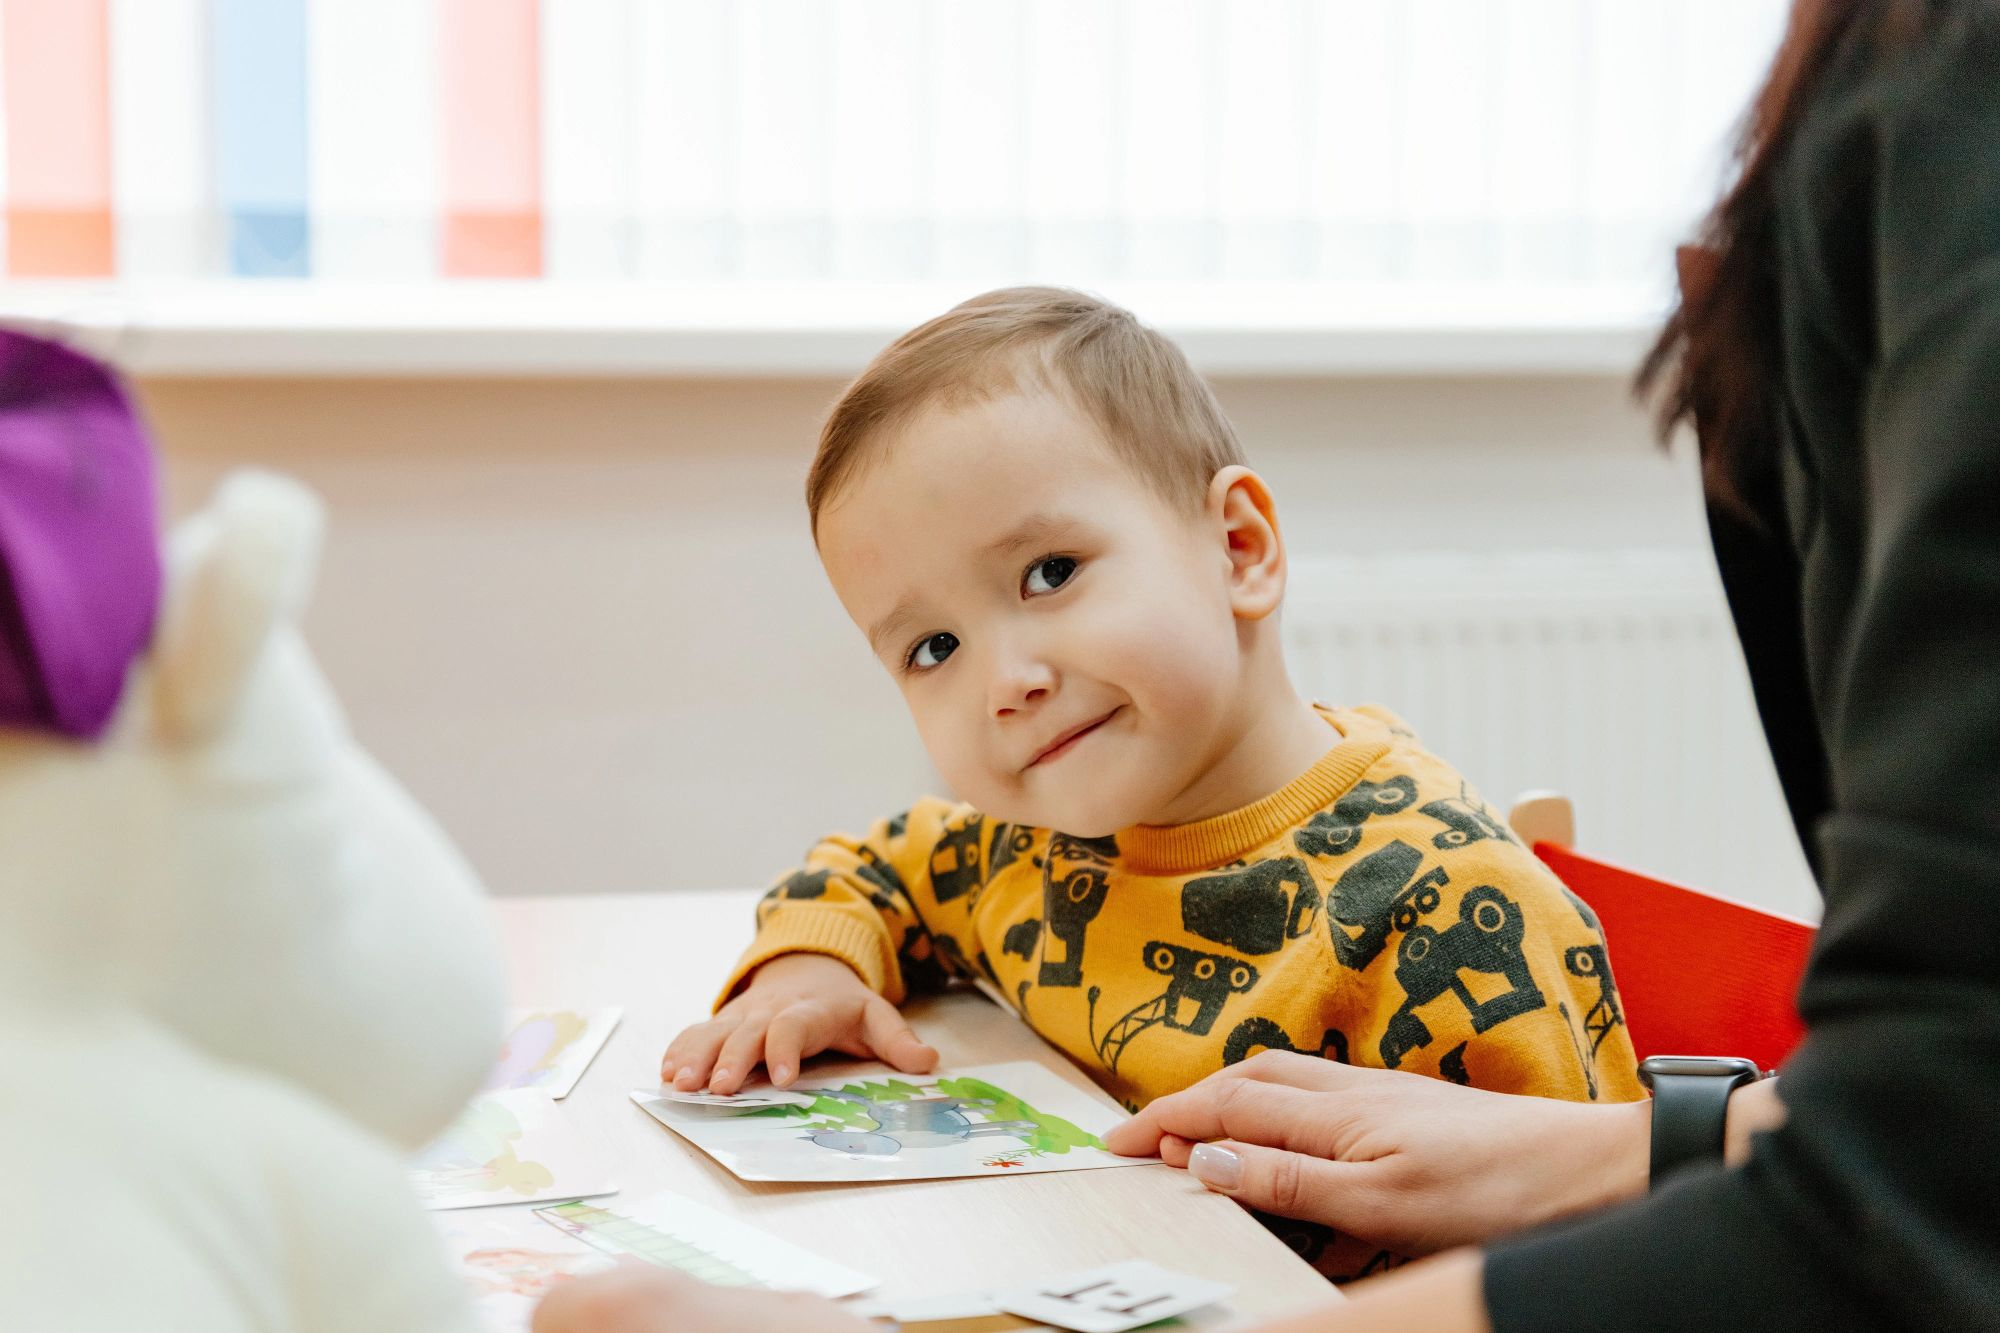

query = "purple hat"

[{"left": 0, "top": 330, "right": 161, "bottom": 739}]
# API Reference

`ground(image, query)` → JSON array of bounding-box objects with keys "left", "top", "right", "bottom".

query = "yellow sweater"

[{"left": 722, "top": 705, "right": 1644, "bottom": 1275}]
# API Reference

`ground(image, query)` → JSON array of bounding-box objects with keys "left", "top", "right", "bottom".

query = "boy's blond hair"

[{"left": 807, "top": 287, "right": 1246, "bottom": 535}]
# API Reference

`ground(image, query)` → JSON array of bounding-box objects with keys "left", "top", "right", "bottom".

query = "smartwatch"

[{"left": 1636, "top": 1055, "right": 1763, "bottom": 1187}]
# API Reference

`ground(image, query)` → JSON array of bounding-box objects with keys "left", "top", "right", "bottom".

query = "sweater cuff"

[{"left": 713, "top": 906, "right": 903, "bottom": 1012}]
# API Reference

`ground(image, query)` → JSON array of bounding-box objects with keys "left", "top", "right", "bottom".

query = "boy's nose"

[{"left": 989, "top": 660, "right": 1056, "bottom": 718}]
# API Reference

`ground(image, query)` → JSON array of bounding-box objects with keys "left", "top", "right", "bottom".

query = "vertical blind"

[{"left": 0, "top": 0, "right": 1789, "bottom": 290}]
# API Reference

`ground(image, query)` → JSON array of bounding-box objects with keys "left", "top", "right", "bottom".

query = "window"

[{"left": 0, "top": 0, "right": 1789, "bottom": 372}]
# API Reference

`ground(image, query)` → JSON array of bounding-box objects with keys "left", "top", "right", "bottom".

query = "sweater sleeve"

[
  {"left": 715, "top": 797, "right": 985, "bottom": 1008},
  {"left": 1487, "top": 19, "right": 2000, "bottom": 1328},
  {"left": 1341, "top": 831, "right": 1647, "bottom": 1107}
]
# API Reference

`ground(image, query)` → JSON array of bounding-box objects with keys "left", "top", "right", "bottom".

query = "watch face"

[{"left": 1639, "top": 1056, "right": 1762, "bottom": 1083}]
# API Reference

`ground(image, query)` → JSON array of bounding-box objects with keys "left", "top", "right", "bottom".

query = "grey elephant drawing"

[{"left": 801, "top": 1089, "right": 1040, "bottom": 1157}]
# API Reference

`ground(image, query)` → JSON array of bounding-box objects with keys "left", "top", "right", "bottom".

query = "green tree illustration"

[{"left": 732, "top": 1075, "right": 1102, "bottom": 1155}]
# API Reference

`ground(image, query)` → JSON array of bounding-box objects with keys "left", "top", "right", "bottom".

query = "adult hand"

[
  {"left": 1103, "top": 1051, "right": 1649, "bottom": 1256},
  {"left": 532, "top": 1264, "right": 874, "bottom": 1333}
]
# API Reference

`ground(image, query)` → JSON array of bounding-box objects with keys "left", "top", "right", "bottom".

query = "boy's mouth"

[{"left": 1026, "top": 707, "right": 1122, "bottom": 770}]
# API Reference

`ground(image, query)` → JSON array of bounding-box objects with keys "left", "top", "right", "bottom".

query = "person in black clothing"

[{"left": 535, "top": 2, "right": 1999, "bottom": 1329}]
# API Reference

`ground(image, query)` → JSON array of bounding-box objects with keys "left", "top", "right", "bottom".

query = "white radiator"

[{"left": 1283, "top": 549, "right": 1819, "bottom": 919}]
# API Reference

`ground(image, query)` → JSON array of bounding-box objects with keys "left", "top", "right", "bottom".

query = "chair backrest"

[{"left": 1530, "top": 841, "right": 1814, "bottom": 1070}]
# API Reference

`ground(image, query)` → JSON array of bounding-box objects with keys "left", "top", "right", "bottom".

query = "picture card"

[
  {"left": 990, "top": 1259, "right": 1234, "bottom": 1333},
  {"left": 412, "top": 1089, "right": 618, "bottom": 1210},
  {"left": 535, "top": 1192, "right": 876, "bottom": 1298},
  {"left": 629, "top": 1060, "right": 1145, "bottom": 1184},
  {"left": 431, "top": 1206, "right": 616, "bottom": 1333},
  {"left": 485, "top": 1008, "right": 622, "bottom": 1099},
  {"left": 847, "top": 1292, "right": 1042, "bottom": 1331},
  {"left": 649, "top": 1085, "right": 818, "bottom": 1109}
]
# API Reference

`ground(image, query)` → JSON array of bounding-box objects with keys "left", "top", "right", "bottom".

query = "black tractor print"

[
  {"left": 1418, "top": 782, "right": 1515, "bottom": 851},
  {"left": 1180, "top": 856, "right": 1321, "bottom": 955},
  {"left": 1223, "top": 1015, "right": 1350, "bottom": 1066},
  {"left": 1556, "top": 1000, "right": 1601, "bottom": 1100},
  {"left": 1379, "top": 885, "right": 1547, "bottom": 1068},
  {"left": 929, "top": 813, "right": 987, "bottom": 903},
  {"left": 1001, "top": 917, "right": 1042, "bottom": 961},
  {"left": 758, "top": 868, "right": 832, "bottom": 924},
  {"left": 1294, "top": 776, "right": 1420, "bottom": 859},
  {"left": 1323, "top": 840, "right": 1451, "bottom": 970},
  {"left": 853, "top": 847, "right": 908, "bottom": 911},
  {"left": 1051, "top": 831, "right": 1119, "bottom": 862},
  {"left": 1035, "top": 832, "right": 1116, "bottom": 987},
  {"left": 987, "top": 821, "right": 1037, "bottom": 877},
  {"left": 1564, "top": 942, "right": 1626, "bottom": 1059},
  {"left": 898, "top": 923, "right": 953, "bottom": 994},
  {"left": 933, "top": 932, "right": 994, "bottom": 985},
  {"left": 1088, "top": 941, "right": 1258, "bottom": 1073}
]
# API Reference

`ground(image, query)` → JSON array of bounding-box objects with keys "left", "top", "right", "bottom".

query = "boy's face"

[{"left": 817, "top": 389, "right": 1247, "bottom": 836}]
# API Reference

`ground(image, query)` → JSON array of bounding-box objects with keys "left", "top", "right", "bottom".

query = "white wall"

[{"left": 140, "top": 373, "right": 1800, "bottom": 907}]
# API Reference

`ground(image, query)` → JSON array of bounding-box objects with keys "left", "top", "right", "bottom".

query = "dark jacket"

[{"left": 1486, "top": 6, "right": 2000, "bottom": 1327}]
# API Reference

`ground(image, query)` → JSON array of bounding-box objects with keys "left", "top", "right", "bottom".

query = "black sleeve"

[{"left": 1486, "top": 17, "right": 2000, "bottom": 1329}]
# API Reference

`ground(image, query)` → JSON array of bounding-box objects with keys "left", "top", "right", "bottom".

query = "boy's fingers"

[
  {"left": 1184, "top": 1139, "right": 1369, "bottom": 1233},
  {"left": 763, "top": 1005, "right": 834, "bottom": 1086},
  {"left": 859, "top": 997, "right": 938, "bottom": 1073},
  {"left": 708, "top": 1017, "right": 769, "bottom": 1094},
  {"left": 660, "top": 1022, "right": 708, "bottom": 1081},
  {"left": 668, "top": 1019, "right": 735, "bottom": 1090}
]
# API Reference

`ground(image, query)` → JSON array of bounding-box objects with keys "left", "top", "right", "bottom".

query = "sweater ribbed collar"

[{"left": 1115, "top": 705, "right": 1389, "bottom": 875}]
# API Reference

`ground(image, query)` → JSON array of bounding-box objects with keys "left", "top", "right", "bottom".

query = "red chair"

[{"left": 1508, "top": 793, "right": 1815, "bottom": 1072}]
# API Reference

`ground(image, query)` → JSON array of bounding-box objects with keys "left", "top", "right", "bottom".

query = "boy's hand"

[{"left": 660, "top": 953, "right": 939, "bottom": 1094}]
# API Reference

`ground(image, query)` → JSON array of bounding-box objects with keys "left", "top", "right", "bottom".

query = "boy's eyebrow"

[
  {"left": 867, "top": 600, "right": 923, "bottom": 657},
  {"left": 980, "top": 513, "right": 1081, "bottom": 560},
  {"left": 865, "top": 514, "right": 1084, "bottom": 655}
]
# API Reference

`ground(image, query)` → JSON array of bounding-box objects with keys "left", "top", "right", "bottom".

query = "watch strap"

[{"left": 1641, "top": 1057, "right": 1761, "bottom": 1187}]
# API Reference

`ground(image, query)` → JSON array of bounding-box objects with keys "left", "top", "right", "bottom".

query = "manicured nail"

[
  {"left": 1189, "top": 1143, "right": 1243, "bottom": 1191},
  {"left": 770, "top": 1064, "right": 792, "bottom": 1084}
]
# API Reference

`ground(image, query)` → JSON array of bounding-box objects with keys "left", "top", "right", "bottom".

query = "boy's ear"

[{"left": 1207, "top": 465, "right": 1285, "bottom": 621}]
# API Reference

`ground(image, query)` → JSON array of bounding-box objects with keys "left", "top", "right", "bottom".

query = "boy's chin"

[{"left": 984, "top": 786, "right": 1145, "bottom": 841}]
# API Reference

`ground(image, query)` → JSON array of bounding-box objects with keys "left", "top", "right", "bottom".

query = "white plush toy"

[{"left": 0, "top": 466, "right": 504, "bottom": 1329}]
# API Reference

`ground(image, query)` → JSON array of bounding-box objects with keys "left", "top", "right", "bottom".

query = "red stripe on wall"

[
  {"left": 440, "top": 0, "right": 543, "bottom": 277},
  {"left": 4, "top": 0, "right": 115, "bottom": 276}
]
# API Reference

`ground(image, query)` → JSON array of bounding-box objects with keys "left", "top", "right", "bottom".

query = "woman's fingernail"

[
  {"left": 1189, "top": 1143, "right": 1243, "bottom": 1191},
  {"left": 770, "top": 1064, "right": 792, "bottom": 1084}
]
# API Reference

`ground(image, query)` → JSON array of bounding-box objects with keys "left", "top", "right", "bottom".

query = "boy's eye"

[
  {"left": 1024, "top": 556, "right": 1078, "bottom": 596},
  {"left": 909, "top": 632, "right": 959, "bottom": 671}
]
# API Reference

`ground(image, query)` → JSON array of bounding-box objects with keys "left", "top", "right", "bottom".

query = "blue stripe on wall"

[{"left": 212, "top": 0, "right": 310, "bottom": 276}]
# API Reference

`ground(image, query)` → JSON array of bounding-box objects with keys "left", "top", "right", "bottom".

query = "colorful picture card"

[
  {"left": 432, "top": 1206, "right": 616, "bottom": 1333},
  {"left": 412, "top": 1088, "right": 618, "bottom": 1210},
  {"left": 629, "top": 1060, "right": 1146, "bottom": 1184},
  {"left": 535, "top": 1192, "right": 876, "bottom": 1299},
  {"left": 484, "top": 1008, "right": 622, "bottom": 1099}
]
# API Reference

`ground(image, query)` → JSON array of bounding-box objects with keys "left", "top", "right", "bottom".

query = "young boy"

[{"left": 663, "top": 287, "right": 1643, "bottom": 1277}]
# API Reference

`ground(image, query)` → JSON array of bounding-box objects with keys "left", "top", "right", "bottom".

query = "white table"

[{"left": 496, "top": 889, "right": 1341, "bottom": 1328}]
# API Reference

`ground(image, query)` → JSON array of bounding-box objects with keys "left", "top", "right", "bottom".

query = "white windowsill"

[{"left": 0, "top": 280, "right": 1670, "bottom": 378}]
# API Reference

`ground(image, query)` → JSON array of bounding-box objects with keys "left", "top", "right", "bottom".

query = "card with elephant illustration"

[{"left": 630, "top": 1060, "right": 1144, "bottom": 1183}]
